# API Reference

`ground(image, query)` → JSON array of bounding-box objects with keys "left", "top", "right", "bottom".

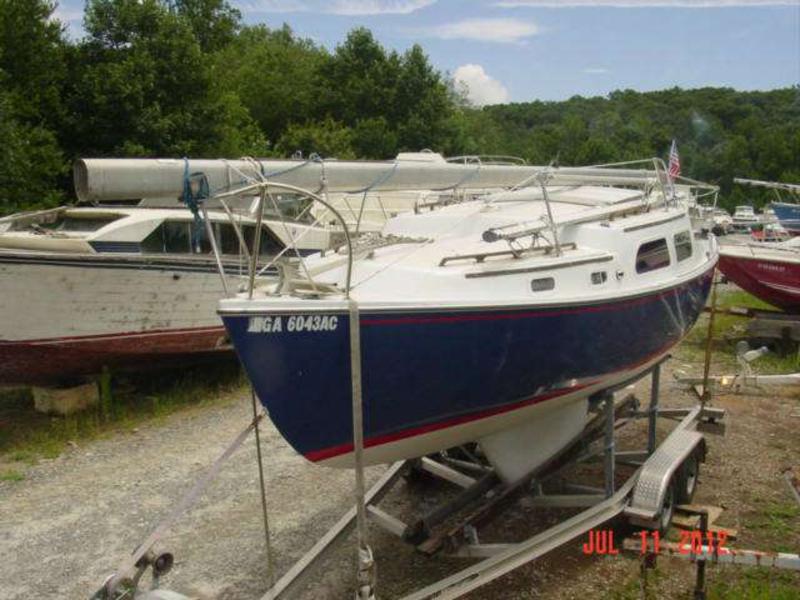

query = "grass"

[
  {"left": 607, "top": 557, "right": 800, "bottom": 600},
  {"left": 607, "top": 282, "right": 800, "bottom": 598},
  {"left": 745, "top": 502, "right": 800, "bottom": 553},
  {"left": 0, "top": 361, "right": 246, "bottom": 464},
  {"left": 678, "top": 285, "right": 800, "bottom": 375},
  {"left": 608, "top": 566, "right": 666, "bottom": 600},
  {"left": 708, "top": 568, "right": 800, "bottom": 600},
  {"left": 0, "top": 469, "right": 24, "bottom": 482}
]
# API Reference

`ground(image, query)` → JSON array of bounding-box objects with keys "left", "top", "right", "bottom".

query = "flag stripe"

[{"left": 668, "top": 140, "right": 681, "bottom": 180}]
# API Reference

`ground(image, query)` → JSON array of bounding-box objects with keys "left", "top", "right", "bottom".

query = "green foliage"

[
  {"left": 62, "top": 0, "right": 265, "bottom": 159},
  {"left": 0, "top": 0, "right": 796, "bottom": 215},
  {"left": 0, "top": 0, "right": 66, "bottom": 123},
  {"left": 0, "top": 0, "right": 67, "bottom": 214},
  {"left": 276, "top": 117, "right": 356, "bottom": 159},
  {"left": 708, "top": 568, "right": 800, "bottom": 600},
  {"left": 318, "top": 28, "right": 401, "bottom": 128},
  {"left": 213, "top": 24, "right": 325, "bottom": 147},
  {"left": 171, "top": 0, "right": 241, "bottom": 52},
  {"left": 0, "top": 469, "right": 25, "bottom": 482},
  {"left": 316, "top": 30, "right": 455, "bottom": 157},
  {"left": 464, "top": 87, "right": 800, "bottom": 211},
  {"left": 0, "top": 89, "right": 66, "bottom": 214}
]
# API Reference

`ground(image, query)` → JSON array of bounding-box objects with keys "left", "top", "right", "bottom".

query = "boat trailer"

[
  {"left": 245, "top": 359, "right": 732, "bottom": 599},
  {"left": 91, "top": 357, "right": 800, "bottom": 600}
]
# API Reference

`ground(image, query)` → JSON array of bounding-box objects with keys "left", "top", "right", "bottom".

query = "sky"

[{"left": 55, "top": 0, "right": 800, "bottom": 105}]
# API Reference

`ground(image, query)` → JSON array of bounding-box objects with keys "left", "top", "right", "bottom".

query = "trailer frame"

[{"left": 259, "top": 358, "right": 728, "bottom": 600}]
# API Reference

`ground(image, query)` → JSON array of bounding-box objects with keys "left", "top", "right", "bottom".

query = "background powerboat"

[{"left": 0, "top": 204, "right": 336, "bottom": 384}]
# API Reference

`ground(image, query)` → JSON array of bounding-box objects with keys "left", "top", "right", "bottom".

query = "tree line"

[{"left": 1, "top": 0, "right": 797, "bottom": 215}]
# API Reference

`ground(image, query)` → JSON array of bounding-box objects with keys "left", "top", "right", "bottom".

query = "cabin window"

[
  {"left": 165, "top": 221, "right": 191, "bottom": 253},
  {"left": 674, "top": 231, "right": 693, "bottom": 262},
  {"left": 530, "top": 277, "right": 555, "bottom": 292},
  {"left": 141, "top": 221, "right": 192, "bottom": 254},
  {"left": 216, "top": 223, "right": 283, "bottom": 256},
  {"left": 591, "top": 271, "right": 608, "bottom": 285},
  {"left": 636, "top": 239, "right": 670, "bottom": 273},
  {"left": 141, "top": 221, "right": 285, "bottom": 256},
  {"left": 217, "top": 223, "right": 242, "bottom": 255},
  {"left": 243, "top": 225, "right": 284, "bottom": 256}
]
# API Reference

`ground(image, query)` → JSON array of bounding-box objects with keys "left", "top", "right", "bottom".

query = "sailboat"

[{"left": 157, "top": 154, "right": 718, "bottom": 483}]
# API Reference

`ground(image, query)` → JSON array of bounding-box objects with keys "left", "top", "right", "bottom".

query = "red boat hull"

[
  {"left": 0, "top": 327, "right": 233, "bottom": 385},
  {"left": 718, "top": 254, "right": 800, "bottom": 312}
]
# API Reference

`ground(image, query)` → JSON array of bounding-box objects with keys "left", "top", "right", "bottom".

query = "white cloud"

[
  {"left": 495, "top": 1, "right": 796, "bottom": 6},
  {"left": 454, "top": 64, "right": 510, "bottom": 106},
  {"left": 584, "top": 67, "right": 609, "bottom": 73},
  {"left": 421, "top": 18, "right": 539, "bottom": 43},
  {"left": 248, "top": 0, "right": 436, "bottom": 14}
]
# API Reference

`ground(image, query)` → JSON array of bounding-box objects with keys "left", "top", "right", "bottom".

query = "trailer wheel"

[
  {"left": 677, "top": 451, "right": 700, "bottom": 504},
  {"left": 658, "top": 481, "right": 677, "bottom": 534}
]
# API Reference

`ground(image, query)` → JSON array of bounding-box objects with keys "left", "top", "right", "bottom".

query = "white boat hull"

[{"left": 0, "top": 253, "right": 246, "bottom": 383}]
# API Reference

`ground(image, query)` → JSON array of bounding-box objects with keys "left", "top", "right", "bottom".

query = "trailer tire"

[
  {"left": 676, "top": 450, "right": 701, "bottom": 504},
  {"left": 659, "top": 481, "right": 677, "bottom": 534}
]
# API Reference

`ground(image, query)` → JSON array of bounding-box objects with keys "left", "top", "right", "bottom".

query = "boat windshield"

[
  {"left": 12, "top": 213, "right": 123, "bottom": 233},
  {"left": 140, "top": 220, "right": 283, "bottom": 256}
]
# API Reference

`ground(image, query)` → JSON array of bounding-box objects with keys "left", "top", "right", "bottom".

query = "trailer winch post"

[
  {"left": 648, "top": 363, "right": 660, "bottom": 454},
  {"left": 701, "top": 274, "right": 719, "bottom": 405},
  {"left": 603, "top": 392, "right": 615, "bottom": 497}
]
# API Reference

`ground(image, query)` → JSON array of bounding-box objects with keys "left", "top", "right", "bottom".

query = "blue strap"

[{"left": 181, "top": 158, "right": 211, "bottom": 250}]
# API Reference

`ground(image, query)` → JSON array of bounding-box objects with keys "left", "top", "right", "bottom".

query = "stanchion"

[{"left": 349, "top": 299, "right": 376, "bottom": 600}]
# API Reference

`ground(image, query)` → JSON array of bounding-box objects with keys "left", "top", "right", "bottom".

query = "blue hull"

[
  {"left": 222, "top": 268, "right": 713, "bottom": 463},
  {"left": 771, "top": 203, "right": 800, "bottom": 234}
]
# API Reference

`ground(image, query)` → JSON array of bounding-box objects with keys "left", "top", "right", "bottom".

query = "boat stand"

[{"left": 260, "top": 359, "right": 729, "bottom": 600}]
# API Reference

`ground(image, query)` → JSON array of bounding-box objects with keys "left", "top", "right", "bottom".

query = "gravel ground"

[
  {"left": 0, "top": 397, "right": 386, "bottom": 599},
  {"left": 1, "top": 358, "right": 798, "bottom": 599}
]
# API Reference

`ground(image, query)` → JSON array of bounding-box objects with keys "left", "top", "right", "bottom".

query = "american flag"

[{"left": 668, "top": 139, "right": 681, "bottom": 181}]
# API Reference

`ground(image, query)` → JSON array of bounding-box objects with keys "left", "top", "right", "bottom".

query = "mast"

[
  {"left": 734, "top": 178, "right": 800, "bottom": 194},
  {"left": 74, "top": 156, "right": 667, "bottom": 203}
]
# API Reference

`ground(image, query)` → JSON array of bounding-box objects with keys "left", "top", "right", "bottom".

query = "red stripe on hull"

[
  {"left": 718, "top": 254, "right": 800, "bottom": 312},
  {"left": 0, "top": 327, "right": 232, "bottom": 385},
  {"left": 303, "top": 383, "right": 595, "bottom": 462}
]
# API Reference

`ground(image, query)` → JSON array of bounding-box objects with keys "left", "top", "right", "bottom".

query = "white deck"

[{"left": 224, "top": 185, "right": 715, "bottom": 311}]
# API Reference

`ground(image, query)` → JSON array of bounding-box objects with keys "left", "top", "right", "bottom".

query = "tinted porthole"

[
  {"left": 591, "top": 271, "right": 607, "bottom": 285},
  {"left": 530, "top": 277, "right": 555, "bottom": 292}
]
